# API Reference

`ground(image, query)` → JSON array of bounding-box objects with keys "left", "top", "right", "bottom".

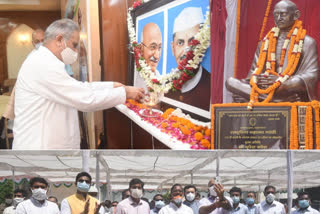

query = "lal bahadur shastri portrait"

[{"left": 165, "top": 6, "right": 211, "bottom": 112}]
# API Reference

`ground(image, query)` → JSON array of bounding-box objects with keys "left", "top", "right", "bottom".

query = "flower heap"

[
  {"left": 125, "top": 100, "right": 211, "bottom": 149},
  {"left": 248, "top": 20, "right": 306, "bottom": 110},
  {"left": 127, "top": 7, "right": 211, "bottom": 94}
]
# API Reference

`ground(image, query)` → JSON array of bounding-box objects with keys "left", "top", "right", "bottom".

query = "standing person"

[
  {"left": 3, "top": 189, "right": 26, "bottom": 214},
  {"left": 158, "top": 184, "right": 193, "bottom": 214},
  {"left": 150, "top": 194, "right": 165, "bottom": 214},
  {"left": 255, "top": 185, "right": 285, "bottom": 214},
  {"left": 13, "top": 18, "right": 144, "bottom": 150},
  {"left": 245, "top": 192, "right": 257, "bottom": 214},
  {"left": 183, "top": 185, "right": 200, "bottom": 214},
  {"left": 61, "top": 172, "right": 104, "bottom": 214},
  {"left": 292, "top": 192, "right": 320, "bottom": 214},
  {"left": 121, "top": 189, "right": 131, "bottom": 200},
  {"left": 229, "top": 187, "right": 248, "bottom": 214},
  {"left": 115, "top": 178, "right": 150, "bottom": 214},
  {"left": 199, "top": 178, "right": 232, "bottom": 214},
  {"left": 48, "top": 196, "right": 58, "bottom": 205},
  {"left": 32, "top": 29, "right": 45, "bottom": 49},
  {"left": 15, "top": 177, "right": 59, "bottom": 214}
]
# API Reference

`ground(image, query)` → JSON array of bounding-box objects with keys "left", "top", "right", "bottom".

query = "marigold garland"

[
  {"left": 248, "top": 20, "right": 306, "bottom": 110},
  {"left": 259, "top": 0, "right": 273, "bottom": 41},
  {"left": 233, "top": 0, "right": 241, "bottom": 78},
  {"left": 211, "top": 102, "right": 320, "bottom": 150}
]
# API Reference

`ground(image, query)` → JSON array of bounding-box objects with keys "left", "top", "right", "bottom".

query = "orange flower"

[
  {"left": 161, "top": 123, "right": 168, "bottom": 128},
  {"left": 205, "top": 129, "right": 211, "bottom": 137},
  {"left": 201, "top": 139, "right": 210, "bottom": 148},
  {"left": 194, "top": 132, "right": 203, "bottom": 141},
  {"left": 169, "top": 116, "right": 178, "bottom": 122},
  {"left": 193, "top": 126, "right": 201, "bottom": 131},
  {"left": 172, "top": 123, "right": 179, "bottom": 128},
  {"left": 180, "top": 126, "right": 191, "bottom": 135}
]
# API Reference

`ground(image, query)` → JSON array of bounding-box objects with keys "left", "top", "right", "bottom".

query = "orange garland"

[
  {"left": 289, "top": 105, "right": 298, "bottom": 149},
  {"left": 211, "top": 102, "right": 320, "bottom": 150},
  {"left": 233, "top": 0, "right": 242, "bottom": 78},
  {"left": 259, "top": 0, "right": 273, "bottom": 41},
  {"left": 248, "top": 20, "right": 306, "bottom": 109},
  {"left": 311, "top": 101, "right": 320, "bottom": 149}
]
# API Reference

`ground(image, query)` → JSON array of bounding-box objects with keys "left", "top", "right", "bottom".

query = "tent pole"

[
  {"left": 96, "top": 152, "right": 100, "bottom": 200},
  {"left": 106, "top": 169, "right": 111, "bottom": 200},
  {"left": 82, "top": 150, "right": 90, "bottom": 173},
  {"left": 12, "top": 167, "right": 15, "bottom": 191},
  {"left": 216, "top": 151, "right": 220, "bottom": 179},
  {"left": 191, "top": 172, "right": 193, "bottom": 184},
  {"left": 287, "top": 150, "right": 293, "bottom": 214}
]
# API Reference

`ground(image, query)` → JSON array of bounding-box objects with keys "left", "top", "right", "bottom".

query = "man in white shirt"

[
  {"left": 229, "top": 187, "right": 248, "bottom": 214},
  {"left": 16, "top": 177, "right": 60, "bottom": 214},
  {"left": 183, "top": 185, "right": 200, "bottom": 214},
  {"left": 255, "top": 185, "right": 285, "bottom": 214},
  {"left": 292, "top": 191, "right": 320, "bottom": 214},
  {"left": 159, "top": 184, "right": 193, "bottom": 214},
  {"left": 13, "top": 19, "right": 144, "bottom": 150},
  {"left": 199, "top": 178, "right": 232, "bottom": 214},
  {"left": 246, "top": 192, "right": 257, "bottom": 214},
  {"left": 3, "top": 189, "right": 26, "bottom": 214}
]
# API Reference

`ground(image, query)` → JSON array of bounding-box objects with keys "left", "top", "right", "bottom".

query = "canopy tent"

[{"left": 0, "top": 150, "right": 319, "bottom": 192}]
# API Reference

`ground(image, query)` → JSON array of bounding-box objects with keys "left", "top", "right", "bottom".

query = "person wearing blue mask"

[
  {"left": 245, "top": 192, "right": 257, "bottom": 214},
  {"left": 150, "top": 194, "right": 165, "bottom": 214},
  {"left": 183, "top": 185, "right": 200, "bottom": 214},
  {"left": 292, "top": 192, "right": 320, "bottom": 214},
  {"left": 61, "top": 172, "right": 104, "bottom": 214},
  {"left": 229, "top": 187, "right": 248, "bottom": 214},
  {"left": 256, "top": 185, "right": 285, "bottom": 214}
]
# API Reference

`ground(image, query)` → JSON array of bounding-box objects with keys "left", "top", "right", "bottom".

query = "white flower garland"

[{"left": 127, "top": 7, "right": 211, "bottom": 94}]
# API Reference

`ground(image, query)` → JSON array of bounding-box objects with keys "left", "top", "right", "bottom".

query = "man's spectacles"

[
  {"left": 32, "top": 185, "right": 47, "bottom": 189},
  {"left": 78, "top": 179, "right": 90, "bottom": 184},
  {"left": 141, "top": 43, "right": 162, "bottom": 52}
]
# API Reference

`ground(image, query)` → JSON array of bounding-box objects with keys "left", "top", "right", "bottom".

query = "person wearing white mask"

[
  {"left": 3, "top": 189, "right": 26, "bottom": 214},
  {"left": 12, "top": 19, "right": 144, "bottom": 150},
  {"left": 255, "top": 185, "right": 285, "bottom": 214},
  {"left": 32, "top": 29, "right": 45, "bottom": 50},
  {"left": 15, "top": 177, "right": 59, "bottom": 214},
  {"left": 183, "top": 185, "right": 200, "bottom": 214},
  {"left": 150, "top": 194, "right": 165, "bottom": 214},
  {"left": 61, "top": 172, "right": 104, "bottom": 214},
  {"left": 199, "top": 178, "right": 233, "bottom": 214},
  {"left": 158, "top": 184, "right": 193, "bottom": 214},
  {"left": 115, "top": 178, "right": 150, "bottom": 214},
  {"left": 229, "top": 187, "right": 248, "bottom": 214}
]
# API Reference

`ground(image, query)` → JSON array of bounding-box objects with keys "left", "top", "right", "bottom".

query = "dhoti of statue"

[{"left": 226, "top": 0, "right": 319, "bottom": 108}]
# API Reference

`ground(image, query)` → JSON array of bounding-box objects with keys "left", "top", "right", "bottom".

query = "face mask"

[
  {"left": 155, "top": 200, "right": 165, "bottom": 209},
  {"left": 232, "top": 196, "right": 240, "bottom": 204},
  {"left": 35, "top": 42, "right": 42, "bottom": 50},
  {"left": 172, "top": 196, "right": 182, "bottom": 206},
  {"left": 13, "top": 197, "right": 24, "bottom": 206},
  {"left": 130, "top": 188, "right": 143, "bottom": 199},
  {"left": 61, "top": 39, "right": 78, "bottom": 65},
  {"left": 246, "top": 197, "right": 255, "bottom": 205},
  {"left": 298, "top": 200, "right": 309, "bottom": 209},
  {"left": 186, "top": 193, "right": 195, "bottom": 202},
  {"left": 209, "top": 186, "right": 217, "bottom": 197},
  {"left": 266, "top": 193, "right": 275, "bottom": 204},
  {"left": 5, "top": 199, "right": 13, "bottom": 204},
  {"left": 32, "top": 188, "right": 47, "bottom": 201},
  {"left": 77, "top": 181, "right": 90, "bottom": 192}
]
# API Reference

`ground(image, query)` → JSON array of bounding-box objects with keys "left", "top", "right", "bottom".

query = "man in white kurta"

[{"left": 12, "top": 19, "right": 144, "bottom": 150}]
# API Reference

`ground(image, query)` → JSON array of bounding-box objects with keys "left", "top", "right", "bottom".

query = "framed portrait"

[{"left": 130, "top": 0, "right": 211, "bottom": 120}]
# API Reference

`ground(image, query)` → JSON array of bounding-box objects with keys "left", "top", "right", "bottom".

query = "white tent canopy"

[{"left": 0, "top": 150, "right": 319, "bottom": 193}]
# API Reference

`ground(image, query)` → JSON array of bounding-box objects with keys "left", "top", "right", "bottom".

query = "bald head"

[
  {"left": 141, "top": 23, "right": 162, "bottom": 72},
  {"left": 32, "top": 29, "right": 44, "bottom": 47},
  {"left": 273, "top": 0, "right": 300, "bottom": 30}
]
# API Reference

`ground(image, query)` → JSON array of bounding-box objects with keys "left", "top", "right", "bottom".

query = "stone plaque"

[{"left": 214, "top": 106, "right": 291, "bottom": 149}]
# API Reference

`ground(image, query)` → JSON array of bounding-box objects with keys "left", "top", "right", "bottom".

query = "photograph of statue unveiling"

[
  {"left": 211, "top": 0, "right": 320, "bottom": 150},
  {"left": 1, "top": 150, "right": 320, "bottom": 214},
  {"left": 132, "top": 0, "right": 211, "bottom": 119}
]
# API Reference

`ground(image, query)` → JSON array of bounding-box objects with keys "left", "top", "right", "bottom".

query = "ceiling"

[{"left": 0, "top": 0, "right": 60, "bottom": 11}]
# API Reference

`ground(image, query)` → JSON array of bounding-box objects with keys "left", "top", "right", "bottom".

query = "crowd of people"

[{"left": 0, "top": 173, "right": 319, "bottom": 214}]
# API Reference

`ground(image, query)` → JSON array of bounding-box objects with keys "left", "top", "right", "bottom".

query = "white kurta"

[
  {"left": 15, "top": 198, "right": 60, "bottom": 214},
  {"left": 13, "top": 46, "right": 126, "bottom": 150}
]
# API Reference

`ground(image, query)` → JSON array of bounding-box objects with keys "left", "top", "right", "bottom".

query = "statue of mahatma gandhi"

[{"left": 226, "top": 0, "right": 319, "bottom": 103}]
